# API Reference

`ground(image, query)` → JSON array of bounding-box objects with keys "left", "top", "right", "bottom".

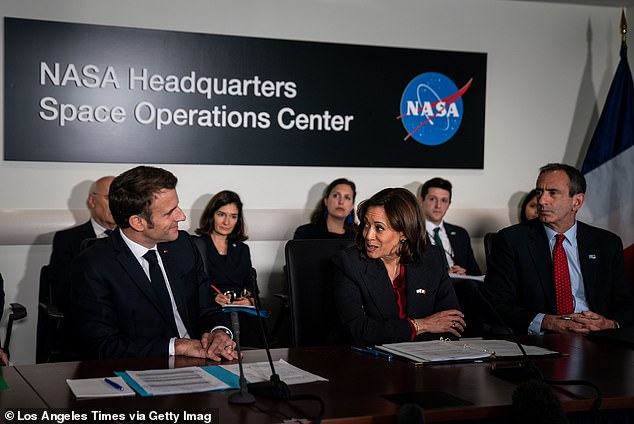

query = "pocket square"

[
  {"left": 588, "top": 254, "right": 596, "bottom": 259},
  {"left": 416, "top": 288, "right": 426, "bottom": 295}
]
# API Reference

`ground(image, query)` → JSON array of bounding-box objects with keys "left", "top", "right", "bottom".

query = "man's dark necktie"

[
  {"left": 553, "top": 234, "right": 573, "bottom": 315},
  {"left": 142, "top": 250, "right": 176, "bottom": 326},
  {"left": 433, "top": 227, "right": 444, "bottom": 251},
  {"left": 104, "top": 229, "right": 113, "bottom": 236},
  {"left": 433, "top": 227, "right": 450, "bottom": 269}
]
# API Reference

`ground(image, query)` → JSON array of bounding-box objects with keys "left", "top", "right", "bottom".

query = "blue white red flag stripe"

[{"left": 579, "top": 41, "right": 634, "bottom": 288}]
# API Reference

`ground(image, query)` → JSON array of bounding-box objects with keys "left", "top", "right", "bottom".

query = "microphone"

[
  {"left": 246, "top": 268, "right": 291, "bottom": 400},
  {"left": 228, "top": 310, "right": 255, "bottom": 404},
  {"left": 463, "top": 279, "right": 542, "bottom": 380}
]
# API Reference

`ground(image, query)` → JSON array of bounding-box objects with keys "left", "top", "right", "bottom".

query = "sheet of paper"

[
  {"left": 125, "top": 366, "right": 232, "bottom": 396},
  {"left": 221, "top": 359, "right": 328, "bottom": 385},
  {"left": 449, "top": 273, "right": 485, "bottom": 282},
  {"left": 66, "top": 376, "right": 135, "bottom": 398}
]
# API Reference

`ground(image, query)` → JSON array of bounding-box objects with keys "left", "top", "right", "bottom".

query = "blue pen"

[
  {"left": 104, "top": 377, "right": 125, "bottom": 391},
  {"left": 351, "top": 346, "right": 394, "bottom": 361}
]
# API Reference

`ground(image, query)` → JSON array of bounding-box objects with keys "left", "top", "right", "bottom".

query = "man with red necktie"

[{"left": 485, "top": 163, "right": 634, "bottom": 335}]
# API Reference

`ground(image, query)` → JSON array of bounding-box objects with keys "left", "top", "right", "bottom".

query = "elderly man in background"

[{"left": 49, "top": 176, "right": 117, "bottom": 313}]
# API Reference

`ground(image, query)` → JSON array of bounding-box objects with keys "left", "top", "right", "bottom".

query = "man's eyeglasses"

[{"left": 91, "top": 192, "right": 109, "bottom": 198}]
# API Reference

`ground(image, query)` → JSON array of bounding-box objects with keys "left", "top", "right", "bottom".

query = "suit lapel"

[
  {"left": 404, "top": 261, "right": 430, "bottom": 314},
  {"left": 444, "top": 223, "right": 458, "bottom": 243},
  {"left": 576, "top": 223, "right": 597, "bottom": 308},
  {"left": 363, "top": 260, "right": 400, "bottom": 319},
  {"left": 527, "top": 221, "right": 557, "bottom": 312},
  {"left": 80, "top": 220, "right": 97, "bottom": 240},
  {"left": 112, "top": 232, "right": 178, "bottom": 333},
  {"left": 158, "top": 243, "right": 192, "bottom": 332}
]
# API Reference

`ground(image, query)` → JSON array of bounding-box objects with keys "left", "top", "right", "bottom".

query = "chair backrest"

[
  {"left": 1, "top": 272, "right": 28, "bottom": 358},
  {"left": 285, "top": 239, "right": 353, "bottom": 347},
  {"left": 0, "top": 272, "right": 4, "bottom": 322},
  {"left": 483, "top": 232, "right": 498, "bottom": 271},
  {"left": 36, "top": 264, "right": 65, "bottom": 363}
]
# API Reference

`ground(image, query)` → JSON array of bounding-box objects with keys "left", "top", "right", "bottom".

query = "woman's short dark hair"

[
  {"left": 309, "top": 178, "right": 357, "bottom": 230},
  {"left": 195, "top": 190, "right": 248, "bottom": 241},
  {"left": 519, "top": 189, "right": 538, "bottom": 223},
  {"left": 109, "top": 166, "right": 177, "bottom": 229},
  {"left": 355, "top": 187, "right": 426, "bottom": 264}
]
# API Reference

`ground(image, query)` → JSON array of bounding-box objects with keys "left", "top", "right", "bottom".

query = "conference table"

[
  {"left": 4, "top": 334, "right": 634, "bottom": 423},
  {"left": 0, "top": 365, "right": 48, "bottom": 408}
]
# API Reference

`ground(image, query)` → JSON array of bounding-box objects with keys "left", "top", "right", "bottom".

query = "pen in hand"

[{"left": 104, "top": 378, "right": 125, "bottom": 391}]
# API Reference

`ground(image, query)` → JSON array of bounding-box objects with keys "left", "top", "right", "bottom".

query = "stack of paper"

[{"left": 377, "top": 339, "right": 559, "bottom": 364}]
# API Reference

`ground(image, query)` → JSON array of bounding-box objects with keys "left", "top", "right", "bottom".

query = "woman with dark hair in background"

[
  {"left": 293, "top": 178, "right": 356, "bottom": 239},
  {"left": 195, "top": 190, "right": 263, "bottom": 347},
  {"left": 519, "top": 189, "right": 539, "bottom": 222},
  {"left": 333, "top": 187, "right": 464, "bottom": 346}
]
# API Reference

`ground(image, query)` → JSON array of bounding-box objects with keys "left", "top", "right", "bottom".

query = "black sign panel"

[{"left": 4, "top": 18, "right": 487, "bottom": 168}]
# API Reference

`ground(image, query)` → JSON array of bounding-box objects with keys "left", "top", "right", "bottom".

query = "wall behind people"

[{"left": 0, "top": 0, "right": 629, "bottom": 363}]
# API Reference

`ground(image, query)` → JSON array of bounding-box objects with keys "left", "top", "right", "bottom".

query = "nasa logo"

[{"left": 398, "top": 72, "right": 472, "bottom": 146}]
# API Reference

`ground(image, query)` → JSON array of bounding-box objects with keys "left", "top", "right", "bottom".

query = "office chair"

[
  {"left": 479, "top": 232, "right": 512, "bottom": 336},
  {"left": 284, "top": 239, "right": 353, "bottom": 347},
  {"left": 1, "top": 272, "right": 28, "bottom": 360},
  {"left": 36, "top": 264, "right": 66, "bottom": 363},
  {"left": 483, "top": 232, "right": 497, "bottom": 271},
  {"left": 38, "top": 237, "right": 100, "bottom": 362}
]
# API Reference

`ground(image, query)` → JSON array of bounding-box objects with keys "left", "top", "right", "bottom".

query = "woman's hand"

[
  {"left": 214, "top": 292, "right": 232, "bottom": 305},
  {"left": 413, "top": 309, "right": 466, "bottom": 338},
  {"left": 231, "top": 297, "right": 254, "bottom": 306}
]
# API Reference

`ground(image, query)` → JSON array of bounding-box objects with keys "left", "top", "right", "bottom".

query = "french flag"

[{"left": 579, "top": 23, "right": 634, "bottom": 290}]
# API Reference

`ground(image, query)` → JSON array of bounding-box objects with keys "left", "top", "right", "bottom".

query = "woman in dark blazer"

[
  {"left": 333, "top": 188, "right": 464, "bottom": 346},
  {"left": 194, "top": 190, "right": 263, "bottom": 347},
  {"left": 293, "top": 178, "right": 357, "bottom": 239}
]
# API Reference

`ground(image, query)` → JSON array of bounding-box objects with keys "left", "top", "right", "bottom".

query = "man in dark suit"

[
  {"left": 49, "top": 175, "right": 117, "bottom": 312},
  {"left": 418, "top": 177, "right": 481, "bottom": 276},
  {"left": 71, "top": 166, "right": 236, "bottom": 360},
  {"left": 485, "top": 163, "right": 634, "bottom": 335}
]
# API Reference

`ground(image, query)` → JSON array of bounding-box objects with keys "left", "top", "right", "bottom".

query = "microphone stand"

[
  {"left": 228, "top": 310, "right": 255, "bottom": 404},
  {"left": 466, "top": 279, "right": 542, "bottom": 381},
  {"left": 246, "top": 268, "right": 290, "bottom": 400}
]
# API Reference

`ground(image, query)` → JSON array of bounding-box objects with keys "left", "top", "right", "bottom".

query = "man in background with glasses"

[
  {"left": 43, "top": 176, "right": 116, "bottom": 361},
  {"left": 49, "top": 176, "right": 116, "bottom": 309}
]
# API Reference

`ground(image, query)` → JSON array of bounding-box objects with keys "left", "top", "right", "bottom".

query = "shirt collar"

[
  {"left": 425, "top": 220, "right": 444, "bottom": 235},
  {"left": 543, "top": 221, "right": 577, "bottom": 244},
  {"left": 90, "top": 218, "right": 108, "bottom": 236},
  {"left": 120, "top": 229, "right": 157, "bottom": 261}
]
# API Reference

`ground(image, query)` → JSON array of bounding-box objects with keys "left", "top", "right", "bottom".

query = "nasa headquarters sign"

[{"left": 4, "top": 17, "right": 487, "bottom": 168}]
